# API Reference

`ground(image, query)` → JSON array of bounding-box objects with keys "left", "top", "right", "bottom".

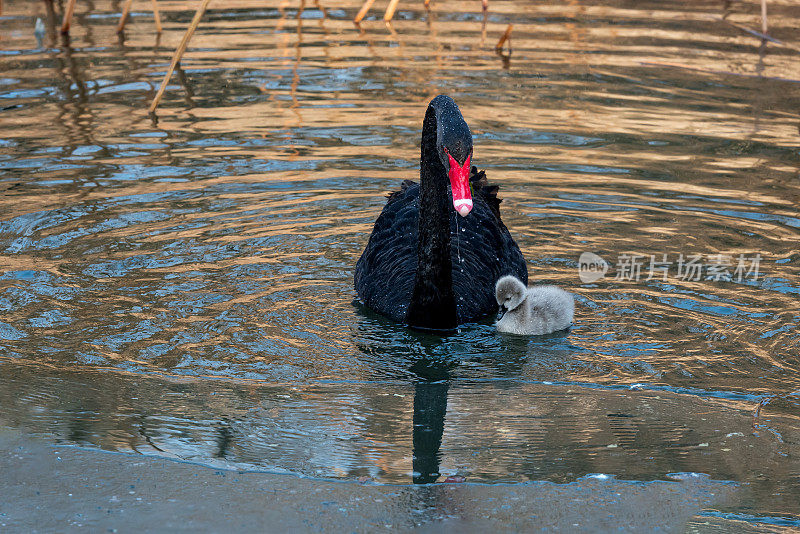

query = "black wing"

[
  {"left": 354, "top": 181, "right": 420, "bottom": 322},
  {"left": 450, "top": 170, "right": 527, "bottom": 322},
  {"left": 355, "top": 171, "right": 527, "bottom": 325}
]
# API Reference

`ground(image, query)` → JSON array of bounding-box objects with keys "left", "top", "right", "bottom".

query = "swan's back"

[{"left": 355, "top": 176, "right": 527, "bottom": 324}]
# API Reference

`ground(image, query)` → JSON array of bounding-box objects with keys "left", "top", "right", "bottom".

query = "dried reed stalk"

[
  {"left": 117, "top": 0, "right": 163, "bottom": 33},
  {"left": 760, "top": 0, "right": 767, "bottom": 36},
  {"left": 495, "top": 23, "right": 512, "bottom": 52},
  {"left": 151, "top": 0, "right": 163, "bottom": 33},
  {"left": 384, "top": 0, "right": 401, "bottom": 22},
  {"left": 148, "top": 0, "right": 213, "bottom": 114},
  {"left": 117, "top": 0, "right": 135, "bottom": 32},
  {"left": 354, "top": 0, "right": 376, "bottom": 23},
  {"left": 60, "top": 0, "right": 77, "bottom": 33}
]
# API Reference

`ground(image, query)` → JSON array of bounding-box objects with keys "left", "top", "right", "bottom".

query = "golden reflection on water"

[{"left": 0, "top": 0, "right": 799, "bottom": 516}]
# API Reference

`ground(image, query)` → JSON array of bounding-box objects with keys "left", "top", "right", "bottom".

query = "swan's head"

[
  {"left": 495, "top": 275, "right": 526, "bottom": 315},
  {"left": 429, "top": 95, "right": 473, "bottom": 217}
]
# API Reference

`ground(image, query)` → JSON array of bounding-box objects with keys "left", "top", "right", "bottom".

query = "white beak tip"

[{"left": 454, "top": 200, "right": 473, "bottom": 217}]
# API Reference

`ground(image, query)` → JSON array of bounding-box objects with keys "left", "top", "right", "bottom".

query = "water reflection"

[
  {"left": 3, "top": 357, "right": 800, "bottom": 510},
  {"left": 410, "top": 358, "right": 451, "bottom": 484}
]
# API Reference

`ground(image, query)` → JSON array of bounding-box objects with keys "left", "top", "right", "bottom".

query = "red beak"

[{"left": 446, "top": 151, "right": 472, "bottom": 217}]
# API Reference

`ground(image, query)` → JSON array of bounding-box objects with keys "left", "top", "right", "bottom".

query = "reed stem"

[
  {"left": 354, "top": 0, "right": 375, "bottom": 23},
  {"left": 151, "top": 0, "right": 163, "bottom": 33},
  {"left": 384, "top": 0, "right": 401, "bottom": 22},
  {"left": 117, "top": 0, "right": 135, "bottom": 33},
  {"left": 60, "top": 0, "right": 76, "bottom": 33},
  {"left": 148, "top": 0, "right": 212, "bottom": 114},
  {"left": 495, "top": 23, "right": 512, "bottom": 52}
]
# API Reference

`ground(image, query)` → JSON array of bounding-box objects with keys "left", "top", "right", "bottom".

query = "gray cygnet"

[{"left": 495, "top": 275, "right": 574, "bottom": 335}]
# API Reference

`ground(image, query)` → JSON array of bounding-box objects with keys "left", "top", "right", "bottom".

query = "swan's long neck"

[{"left": 406, "top": 107, "right": 458, "bottom": 330}]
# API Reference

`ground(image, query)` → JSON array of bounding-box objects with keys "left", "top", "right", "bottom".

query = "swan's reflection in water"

[
  {"left": 352, "top": 304, "right": 575, "bottom": 484},
  {"left": 187, "top": 354, "right": 455, "bottom": 485},
  {"left": 406, "top": 332, "right": 573, "bottom": 483},
  {"left": 410, "top": 359, "right": 451, "bottom": 484},
  {"left": 353, "top": 306, "right": 475, "bottom": 483}
]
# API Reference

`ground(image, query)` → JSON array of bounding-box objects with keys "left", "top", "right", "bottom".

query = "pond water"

[{"left": 1, "top": 0, "right": 799, "bottom": 528}]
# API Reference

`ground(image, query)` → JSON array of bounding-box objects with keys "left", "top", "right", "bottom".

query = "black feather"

[
  {"left": 354, "top": 95, "right": 527, "bottom": 329},
  {"left": 355, "top": 172, "right": 527, "bottom": 325}
]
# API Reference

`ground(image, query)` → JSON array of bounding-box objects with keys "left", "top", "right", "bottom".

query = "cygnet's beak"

[{"left": 497, "top": 305, "right": 507, "bottom": 319}]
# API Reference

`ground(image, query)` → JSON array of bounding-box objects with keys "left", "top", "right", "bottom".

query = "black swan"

[
  {"left": 495, "top": 275, "right": 574, "bottom": 335},
  {"left": 354, "top": 95, "right": 528, "bottom": 330}
]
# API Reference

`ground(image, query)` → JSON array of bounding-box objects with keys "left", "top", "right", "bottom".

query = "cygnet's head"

[{"left": 495, "top": 275, "right": 526, "bottom": 313}]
